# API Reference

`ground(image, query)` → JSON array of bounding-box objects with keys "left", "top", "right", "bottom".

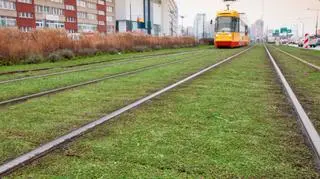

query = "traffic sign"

[{"left": 280, "top": 27, "right": 288, "bottom": 33}]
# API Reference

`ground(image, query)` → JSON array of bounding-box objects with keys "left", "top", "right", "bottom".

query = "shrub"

[
  {"left": 133, "top": 45, "right": 148, "bottom": 52},
  {"left": 23, "top": 54, "right": 43, "bottom": 64},
  {"left": 48, "top": 52, "right": 63, "bottom": 62},
  {"left": 107, "top": 48, "right": 119, "bottom": 55},
  {"left": 0, "top": 28, "right": 196, "bottom": 65},
  {"left": 153, "top": 45, "right": 162, "bottom": 50},
  {"left": 58, "top": 49, "right": 74, "bottom": 59},
  {"left": 77, "top": 48, "right": 98, "bottom": 56}
]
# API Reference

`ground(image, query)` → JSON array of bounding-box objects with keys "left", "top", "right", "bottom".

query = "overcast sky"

[{"left": 176, "top": 0, "right": 320, "bottom": 35}]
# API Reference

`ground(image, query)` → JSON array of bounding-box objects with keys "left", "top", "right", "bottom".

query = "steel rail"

[
  {"left": 0, "top": 46, "right": 253, "bottom": 177},
  {"left": 0, "top": 51, "right": 211, "bottom": 106},
  {"left": 270, "top": 46, "right": 320, "bottom": 71},
  {"left": 0, "top": 50, "right": 204, "bottom": 85},
  {"left": 264, "top": 45, "right": 320, "bottom": 160},
  {"left": 0, "top": 49, "right": 201, "bottom": 76}
]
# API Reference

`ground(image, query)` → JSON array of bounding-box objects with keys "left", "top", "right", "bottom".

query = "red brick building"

[{"left": 0, "top": 0, "right": 115, "bottom": 33}]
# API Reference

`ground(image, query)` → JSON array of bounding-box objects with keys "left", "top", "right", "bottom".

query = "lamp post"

[
  {"left": 129, "top": 0, "right": 132, "bottom": 32},
  {"left": 146, "top": 0, "right": 151, "bottom": 35},
  {"left": 180, "top": 15, "right": 185, "bottom": 36},
  {"left": 200, "top": 13, "right": 205, "bottom": 39},
  {"left": 307, "top": 8, "right": 320, "bottom": 37},
  {"left": 297, "top": 18, "right": 305, "bottom": 38},
  {"left": 169, "top": 10, "right": 175, "bottom": 36},
  {"left": 223, "top": 0, "right": 237, "bottom": 10}
]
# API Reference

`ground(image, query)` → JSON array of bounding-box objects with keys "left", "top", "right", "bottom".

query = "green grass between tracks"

[
  {"left": 0, "top": 47, "right": 203, "bottom": 76},
  {"left": 273, "top": 45, "right": 320, "bottom": 66},
  {"left": 10, "top": 46, "right": 319, "bottom": 177},
  {"left": 268, "top": 46, "right": 320, "bottom": 132},
  {"left": 0, "top": 50, "right": 207, "bottom": 101},
  {"left": 0, "top": 47, "right": 243, "bottom": 164}
]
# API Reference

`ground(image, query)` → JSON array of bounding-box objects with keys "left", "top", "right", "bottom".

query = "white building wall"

[
  {"left": 116, "top": 0, "right": 144, "bottom": 21},
  {"left": 153, "top": 2, "right": 161, "bottom": 25},
  {"left": 161, "top": 0, "right": 178, "bottom": 36},
  {"left": 115, "top": 0, "right": 178, "bottom": 36}
]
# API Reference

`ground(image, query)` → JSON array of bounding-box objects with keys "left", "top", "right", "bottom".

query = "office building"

[{"left": 115, "top": 0, "right": 178, "bottom": 36}]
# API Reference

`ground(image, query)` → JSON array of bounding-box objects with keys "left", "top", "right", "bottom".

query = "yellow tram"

[{"left": 214, "top": 10, "right": 250, "bottom": 48}]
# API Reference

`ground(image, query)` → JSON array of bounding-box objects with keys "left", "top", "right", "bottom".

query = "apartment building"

[{"left": 0, "top": 0, "right": 115, "bottom": 33}]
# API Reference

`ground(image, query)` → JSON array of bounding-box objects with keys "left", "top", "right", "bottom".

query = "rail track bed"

[
  {"left": 267, "top": 45, "right": 320, "bottom": 132},
  {"left": 1, "top": 46, "right": 319, "bottom": 177},
  {"left": 0, "top": 50, "right": 211, "bottom": 105},
  {"left": 0, "top": 48, "right": 203, "bottom": 82}
]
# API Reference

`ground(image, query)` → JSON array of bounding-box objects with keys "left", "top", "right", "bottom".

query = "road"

[{"left": 287, "top": 44, "right": 320, "bottom": 51}]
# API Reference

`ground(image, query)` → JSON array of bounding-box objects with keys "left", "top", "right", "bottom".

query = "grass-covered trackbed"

[{"left": 5, "top": 46, "right": 319, "bottom": 177}]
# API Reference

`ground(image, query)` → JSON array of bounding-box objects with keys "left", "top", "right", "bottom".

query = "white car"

[{"left": 309, "top": 37, "right": 320, "bottom": 48}]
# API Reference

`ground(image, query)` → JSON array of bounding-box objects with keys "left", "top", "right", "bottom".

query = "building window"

[
  {"left": 76, "top": 0, "right": 85, "bottom": 7},
  {"left": 36, "top": 20, "right": 44, "bottom": 28},
  {"left": 98, "top": 0, "right": 104, "bottom": 5},
  {"left": 0, "top": 0, "right": 16, "bottom": 10},
  {"left": 35, "top": 5, "right": 63, "bottom": 15},
  {"left": 17, "top": 0, "right": 32, "bottom": 4},
  {"left": 98, "top": 21, "right": 105, "bottom": 25},
  {"left": 36, "top": 19, "right": 64, "bottom": 28},
  {"left": 98, "top": 10, "right": 104, "bottom": 15},
  {"left": 46, "top": 20, "right": 64, "bottom": 28},
  {"left": 0, "top": 16, "right": 16, "bottom": 27},
  {"left": 86, "top": 2, "right": 95, "bottom": 9},
  {"left": 106, "top": 6, "right": 113, "bottom": 12},
  {"left": 107, "top": 25, "right": 114, "bottom": 33},
  {"left": 50, "top": 0, "right": 63, "bottom": 3},
  {"left": 106, "top": 16, "right": 113, "bottom": 22},
  {"left": 66, "top": 17, "right": 76, "bottom": 22},
  {"left": 77, "top": 11, "right": 86, "bottom": 19},
  {"left": 87, "top": 13, "right": 96, "bottom": 20},
  {"left": 19, "top": 12, "right": 33, "bottom": 18},
  {"left": 65, "top": 5, "right": 75, "bottom": 11},
  {"left": 67, "top": 29, "right": 76, "bottom": 33},
  {"left": 78, "top": 23, "right": 97, "bottom": 32},
  {"left": 20, "top": 26, "right": 32, "bottom": 32}
]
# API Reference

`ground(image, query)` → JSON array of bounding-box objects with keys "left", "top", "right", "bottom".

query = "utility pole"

[
  {"left": 147, "top": 0, "right": 151, "bottom": 35},
  {"left": 180, "top": 15, "right": 185, "bottom": 36},
  {"left": 170, "top": 10, "right": 174, "bottom": 36},
  {"left": 297, "top": 18, "right": 305, "bottom": 38},
  {"left": 202, "top": 13, "right": 205, "bottom": 39},
  {"left": 129, "top": 1, "right": 132, "bottom": 32},
  {"left": 307, "top": 8, "right": 320, "bottom": 37}
]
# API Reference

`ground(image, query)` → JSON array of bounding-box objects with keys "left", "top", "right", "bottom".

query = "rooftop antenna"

[{"left": 223, "top": 0, "right": 237, "bottom": 10}]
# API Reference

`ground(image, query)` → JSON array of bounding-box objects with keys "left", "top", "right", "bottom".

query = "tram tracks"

[
  {"left": 1, "top": 45, "right": 319, "bottom": 177},
  {"left": 0, "top": 51, "right": 209, "bottom": 106},
  {"left": 0, "top": 46, "right": 253, "bottom": 176},
  {"left": 264, "top": 45, "right": 320, "bottom": 161},
  {"left": 269, "top": 46, "right": 320, "bottom": 71},
  {"left": 0, "top": 49, "right": 202, "bottom": 83}
]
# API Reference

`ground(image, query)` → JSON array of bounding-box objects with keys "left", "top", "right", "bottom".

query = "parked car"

[
  {"left": 298, "top": 38, "right": 304, "bottom": 47},
  {"left": 309, "top": 36, "right": 320, "bottom": 48},
  {"left": 280, "top": 39, "right": 288, "bottom": 45}
]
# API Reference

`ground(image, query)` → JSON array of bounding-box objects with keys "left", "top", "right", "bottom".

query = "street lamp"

[
  {"left": 180, "top": 15, "right": 185, "bottom": 36},
  {"left": 200, "top": 13, "right": 205, "bottom": 39},
  {"left": 296, "top": 17, "right": 306, "bottom": 38},
  {"left": 223, "top": 0, "right": 237, "bottom": 10},
  {"left": 307, "top": 8, "right": 320, "bottom": 37}
]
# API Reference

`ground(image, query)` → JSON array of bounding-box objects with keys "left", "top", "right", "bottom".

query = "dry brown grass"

[{"left": 0, "top": 28, "right": 196, "bottom": 65}]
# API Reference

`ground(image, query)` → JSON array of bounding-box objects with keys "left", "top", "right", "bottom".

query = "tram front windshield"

[{"left": 215, "top": 16, "right": 237, "bottom": 32}]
